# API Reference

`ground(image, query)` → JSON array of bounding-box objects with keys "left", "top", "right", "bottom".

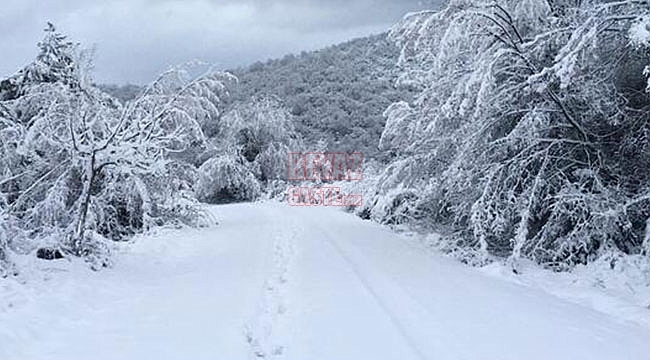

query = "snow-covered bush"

[
  {"left": 369, "top": 0, "right": 650, "bottom": 269},
  {"left": 196, "top": 156, "right": 261, "bottom": 203},
  {"left": 198, "top": 96, "right": 303, "bottom": 203}
]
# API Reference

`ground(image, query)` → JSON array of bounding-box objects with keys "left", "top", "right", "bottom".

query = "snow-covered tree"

[
  {"left": 367, "top": 0, "right": 650, "bottom": 269},
  {"left": 0, "top": 23, "right": 79, "bottom": 102},
  {"left": 0, "top": 24, "right": 233, "bottom": 269}
]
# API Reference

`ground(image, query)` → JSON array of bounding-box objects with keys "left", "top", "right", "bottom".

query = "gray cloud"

[{"left": 0, "top": 0, "right": 439, "bottom": 84}]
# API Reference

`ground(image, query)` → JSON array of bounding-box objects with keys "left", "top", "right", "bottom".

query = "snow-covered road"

[{"left": 2, "top": 202, "right": 649, "bottom": 360}]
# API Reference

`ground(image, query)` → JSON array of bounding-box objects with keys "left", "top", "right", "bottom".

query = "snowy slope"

[{"left": 1, "top": 202, "right": 649, "bottom": 360}]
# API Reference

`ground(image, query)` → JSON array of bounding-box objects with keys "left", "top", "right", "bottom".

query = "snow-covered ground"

[{"left": 1, "top": 202, "right": 649, "bottom": 360}]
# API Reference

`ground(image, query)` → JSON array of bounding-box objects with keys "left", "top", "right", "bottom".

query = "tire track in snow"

[
  {"left": 315, "top": 223, "right": 431, "bottom": 360},
  {"left": 322, "top": 220, "right": 473, "bottom": 360}
]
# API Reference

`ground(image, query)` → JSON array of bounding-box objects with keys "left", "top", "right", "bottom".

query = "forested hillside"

[
  {"left": 231, "top": 34, "right": 413, "bottom": 158},
  {"left": 100, "top": 34, "right": 412, "bottom": 159}
]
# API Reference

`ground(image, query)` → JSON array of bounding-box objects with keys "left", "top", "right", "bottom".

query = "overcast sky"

[{"left": 0, "top": 0, "right": 439, "bottom": 84}]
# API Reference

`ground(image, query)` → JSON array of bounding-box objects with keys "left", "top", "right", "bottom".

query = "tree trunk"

[{"left": 73, "top": 152, "right": 95, "bottom": 254}]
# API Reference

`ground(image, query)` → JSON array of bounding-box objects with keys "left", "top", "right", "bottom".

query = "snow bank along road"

[{"left": 1, "top": 202, "right": 649, "bottom": 360}]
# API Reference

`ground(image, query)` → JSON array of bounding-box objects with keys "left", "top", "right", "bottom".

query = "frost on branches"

[
  {"left": 365, "top": 0, "right": 650, "bottom": 270},
  {"left": 0, "top": 24, "right": 233, "bottom": 271}
]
